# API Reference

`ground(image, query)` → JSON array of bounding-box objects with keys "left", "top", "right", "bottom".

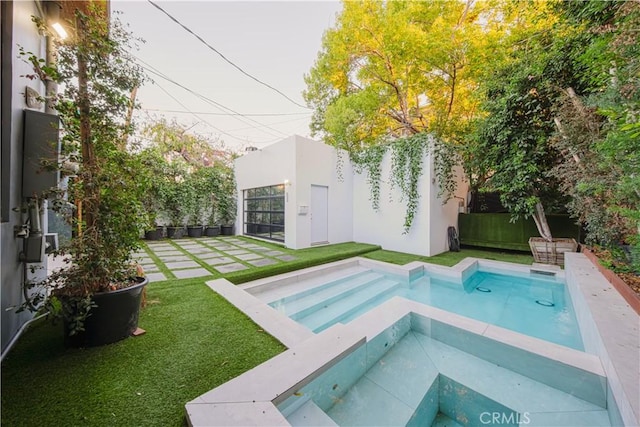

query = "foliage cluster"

[
  {"left": 137, "top": 119, "right": 237, "bottom": 227},
  {"left": 465, "top": 0, "right": 638, "bottom": 264},
  {"left": 307, "top": 0, "right": 638, "bottom": 267}
]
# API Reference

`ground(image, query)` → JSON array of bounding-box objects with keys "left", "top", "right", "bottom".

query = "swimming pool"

[
  {"left": 189, "top": 255, "right": 638, "bottom": 427},
  {"left": 277, "top": 316, "right": 610, "bottom": 427},
  {"left": 266, "top": 267, "right": 584, "bottom": 350}
]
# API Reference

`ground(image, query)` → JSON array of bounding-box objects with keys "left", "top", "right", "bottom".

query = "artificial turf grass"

[
  {"left": 1, "top": 278, "right": 285, "bottom": 427},
  {"left": 362, "top": 245, "right": 534, "bottom": 267},
  {"left": 226, "top": 242, "right": 382, "bottom": 284},
  {"left": 140, "top": 238, "right": 380, "bottom": 284}
]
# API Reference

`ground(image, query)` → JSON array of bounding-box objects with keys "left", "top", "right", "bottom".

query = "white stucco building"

[{"left": 234, "top": 135, "right": 467, "bottom": 257}]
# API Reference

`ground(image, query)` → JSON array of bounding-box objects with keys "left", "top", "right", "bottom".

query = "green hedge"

[{"left": 458, "top": 213, "right": 582, "bottom": 251}]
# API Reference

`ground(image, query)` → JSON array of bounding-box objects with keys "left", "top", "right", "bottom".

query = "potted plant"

[
  {"left": 217, "top": 171, "right": 237, "bottom": 236},
  {"left": 19, "top": 5, "right": 149, "bottom": 346},
  {"left": 139, "top": 148, "right": 167, "bottom": 240},
  {"left": 184, "top": 169, "right": 208, "bottom": 238},
  {"left": 158, "top": 162, "right": 189, "bottom": 239},
  {"left": 204, "top": 198, "right": 221, "bottom": 237}
]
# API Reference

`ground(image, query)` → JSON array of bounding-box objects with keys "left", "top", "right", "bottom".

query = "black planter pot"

[
  {"left": 187, "top": 225, "right": 204, "bottom": 238},
  {"left": 166, "top": 226, "right": 184, "bottom": 239},
  {"left": 144, "top": 226, "right": 164, "bottom": 240},
  {"left": 205, "top": 225, "right": 220, "bottom": 237},
  {"left": 220, "top": 224, "right": 234, "bottom": 236},
  {"left": 64, "top": 277, "right": 148, "bottom": 348}
]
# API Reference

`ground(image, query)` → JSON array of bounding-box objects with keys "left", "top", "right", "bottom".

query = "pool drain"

[
  {"left": 536, "top": 299, "right": 555, "bottom": 307},
  {"left": 475, "top": 286, "right": 491, "bottom": 293}
]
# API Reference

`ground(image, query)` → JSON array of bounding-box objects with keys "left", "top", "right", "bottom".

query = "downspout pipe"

[{"left": 44, "top": 1, "right": 62, "bottom": 114}]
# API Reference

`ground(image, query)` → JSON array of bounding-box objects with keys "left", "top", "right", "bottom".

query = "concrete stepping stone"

[
  {"left": 265, "top": 250, "right": 286, "bottom": 256},
  {"left": 139, "top": 258, "right": 157, "bottom": 265},
  {"left": 147, "top": 245, "right": 175, "bottom": 251},
  {"left": 214, "top": 263, "right": 248, "bottom": 273},
  {"left": 184, "top": 248, "right": 212, "bottom": 254},
  {"left": 213, "top": 246, "right": 238, "bottom": 252},
  {"left": 241, "top": 244, "right": 267, "bottom": 250},
  {"left": 204, "top": 257, "right": 234, "bottom": 266},
  {"left": 276, "top": 255, "right": 297, "bottom": 262},
  {"left": 165, "top": 260, "right": 199, "bottom": 270},
  {"left": 197, "top": 252, "right": 222, "bottom": 260},
  {"left": 153, "top": 248, "right": 182, "bottom": 256},
  {"left": 146, "top": 272, "right": 167, "bottom": 282},
  {"left": 180, "top": 243, "right": 203, "bottom": 251},
  {"left": 142, "top": 265, "right": 160, "bottom": 273},
  {"left": 173, "top": 268, "right": 212, "bottom": 279},
  {"left": 157, "top": 255, "right": 191, "bottom": 263},
  {"left": 235, "top": 253, "right": 264, "bottom": 261},
  {"left": 247, "top": 258, "right": 278, "bottom": 267},
  {"left": 225, "top": 249, "right": 249, "bottom": 256},
  {"left": 250, "top": 247, "right": 273, "bottom": 252}
]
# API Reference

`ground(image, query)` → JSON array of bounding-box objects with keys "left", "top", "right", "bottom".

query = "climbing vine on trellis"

[{"left": 349, "top": 133, "right": 458, "bottom": 233}]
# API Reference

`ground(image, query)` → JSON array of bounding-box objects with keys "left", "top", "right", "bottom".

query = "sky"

[{"left": 111, "top": 0, "right": 342, "bottom": 152}]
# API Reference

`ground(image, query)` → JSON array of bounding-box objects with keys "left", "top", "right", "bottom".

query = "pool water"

[
  {"left": 277, "top": 317, "right": 609, "bottom": 427},
  {"left": 268, "top": 269, "right": 584, "bottom": 350}
]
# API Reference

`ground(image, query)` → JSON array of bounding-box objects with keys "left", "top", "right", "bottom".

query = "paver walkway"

[{"left": 132, "top": 236, "right": 298, "bottom": 283}]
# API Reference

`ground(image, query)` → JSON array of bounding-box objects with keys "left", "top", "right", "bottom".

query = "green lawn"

[
  {"left": 1, "top": 242, "right": 533, "bottom": 426},
  {"left": 1, "top": 278, "right": 285, "bottom": 427},
  {"left": 362, "top": 246, "right": 534, "bottom": 267}
]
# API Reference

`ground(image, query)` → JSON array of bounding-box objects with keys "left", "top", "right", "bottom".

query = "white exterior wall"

[
  {"left": 291, "top": 137, "right": 353, "bottom": 249},
  {"left": 234, "top": 135, "right": 467, "bottom": 256},
  {"left": 234, "top": 135, "right": 353, "bottom": 249},
  {"left": 234, "top": 136, "right": 297, "bottom": 248},
  {"left": 1, "top": 1, "right": 48, "bottom": 353},
  {"left": 426, "top": 164, "right": 468, "bottom": 255},
  {"left": 351, "top": 151, "right": 467, "bottom": 256}
]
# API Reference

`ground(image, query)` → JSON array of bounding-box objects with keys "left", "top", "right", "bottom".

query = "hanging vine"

[
  {"left": 390, "top": 134, "right": 431, "bottom": 232},
  {"left": 347, "top": 133, "right": 458, "bottom": 233},
  {"left": 350, "top": 144, "right": 386, "bottom": 210}
]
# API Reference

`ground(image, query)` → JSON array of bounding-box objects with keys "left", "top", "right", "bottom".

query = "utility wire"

[
  {"left": 134, "top": 56, "right": 288, "bottom": 139},
  {"left": 146, "top": 0, "right": 310, "bottom": 110},
  {"left": 150, "top": 82, "right": 281, "bottom": 145},
  {"left": 142, "top": 108, "right": 311, "bottom": 117}
]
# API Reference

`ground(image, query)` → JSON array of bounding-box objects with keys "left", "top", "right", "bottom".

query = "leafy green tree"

[
  {"left": 464, "top": 3, "right": 589, "bottom": 241},
  {"left": 305, "top": 0, "right": 508, "bottom": 148},
  {"left": 550, "top": 0, "right": 639, "bottom": 251}
]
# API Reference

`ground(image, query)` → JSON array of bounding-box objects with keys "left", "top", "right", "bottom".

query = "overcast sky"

[{"left": 111, "top": 0, "right": 341, "bottom": 151}]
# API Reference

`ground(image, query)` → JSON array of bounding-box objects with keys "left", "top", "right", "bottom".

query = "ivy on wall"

[{"left": 349, "top": 133, "right": 458, "bottom": 233}]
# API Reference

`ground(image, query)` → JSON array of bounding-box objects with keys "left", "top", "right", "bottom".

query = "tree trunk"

[
  {"left": 77, "top": 14, "right": 97, "bottom": 231},
  {"left": 532, "top": 201, "right": 553, "bottom": 242}
]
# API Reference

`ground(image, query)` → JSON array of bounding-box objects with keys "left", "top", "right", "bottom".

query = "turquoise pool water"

[
  {"left": 269, "top": 269, "right": 584, "bottom": 350},
  {"left": 277, "top": 317, "right": 610, "bottom": 426}
]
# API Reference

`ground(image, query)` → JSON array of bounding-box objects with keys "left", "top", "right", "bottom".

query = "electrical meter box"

[{"left": 22, "top": 109, "right": 60, "bottom": 198}]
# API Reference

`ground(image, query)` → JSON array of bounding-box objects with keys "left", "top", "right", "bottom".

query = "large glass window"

[{"left": 243, "top": 184, "right": 285, "bottom": 242}]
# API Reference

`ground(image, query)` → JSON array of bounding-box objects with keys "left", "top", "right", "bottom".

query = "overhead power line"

[
  {"left": 146, "top": 0, "right": 310, "bottom": 110},
  {"left": 142, "top": 108, "right": 311, "bottom": 117},
  {"left": 134, "top": 56, "right": 288, "bottom": 139}
]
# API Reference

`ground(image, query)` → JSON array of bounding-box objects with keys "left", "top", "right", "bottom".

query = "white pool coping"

[{"left": 189, "top": 255, "right": 639, "bottom": 426}]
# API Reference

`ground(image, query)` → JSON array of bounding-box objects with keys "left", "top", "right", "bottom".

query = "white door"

[{"left": 310, "top": 185, "right": 328, "bottom": 244}]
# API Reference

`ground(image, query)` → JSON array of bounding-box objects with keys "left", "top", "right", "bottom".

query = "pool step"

[
  {"left": 286, "top": 399, "right": 338, "bottom": 427},
  {"left": 328, "top": 332, "right": 610, "bottom": 427},
  {"left": 255, "top": 266, "right": 370, "bottom": 303},
  {"left": 300, "top": 278, "right": 402, "bottom": 333},
  {"left": 282, "top": 272, "right": 387, "bottom": 320}
]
